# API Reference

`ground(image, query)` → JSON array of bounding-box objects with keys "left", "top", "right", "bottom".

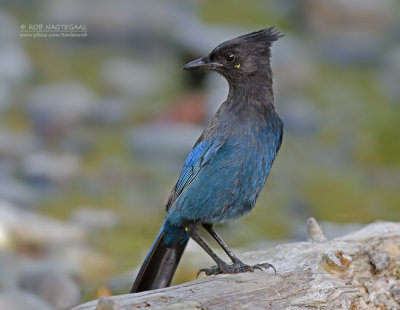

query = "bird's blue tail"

[{"left": 130, "top": 225, "right": 188, "bottom": 293}]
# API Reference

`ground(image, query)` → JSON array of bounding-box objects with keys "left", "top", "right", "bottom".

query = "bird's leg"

[
  {"left": 202, "top": 223, "right": 242, "bottom": 265},
  {"left": 185, "top": 223, "right": 230, "bottom": 276},
  {"left": 202, "top": 223, "right": 276, "bottom": 274},
  {"left": 187, "top": 223, "right": 275, "bottom": 276}
]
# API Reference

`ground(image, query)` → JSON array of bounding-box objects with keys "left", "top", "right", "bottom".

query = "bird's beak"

[{"left": 182, "top": 56, "right": 223, "bottom": 71}]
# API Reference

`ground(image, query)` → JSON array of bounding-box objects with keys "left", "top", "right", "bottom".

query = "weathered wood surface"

[{"left": 73, "top": 220, "right": 400, "bottom": 310}]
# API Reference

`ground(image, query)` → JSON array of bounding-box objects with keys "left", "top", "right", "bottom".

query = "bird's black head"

[{"left": 183, "top": 27, "right": 283, "bottom": 84}]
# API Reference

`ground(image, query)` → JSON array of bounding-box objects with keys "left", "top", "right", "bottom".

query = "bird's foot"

[
  {"left": 197, "top": 261, "right": 276, "bottom": 277},
  {"left": 255, "top": 262, "right": 276, "bottom": 274}
]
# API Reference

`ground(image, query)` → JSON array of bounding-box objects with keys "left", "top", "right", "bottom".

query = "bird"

[{"left": 130, "top": 26, "right": 284, "bottom": 293}]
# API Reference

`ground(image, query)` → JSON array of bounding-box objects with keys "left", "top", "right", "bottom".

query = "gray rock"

[
  {"left": 0, "top": 159, "right": 15, "bottom": 178},
  {"left": 51, "top": 245, "right": 113, "bottom": 285},
  {"left": 0, "top": 179, "right": 36, "bottom": 207},
  {"left": 87, "top": 97, "right": 128, "bottom": 125},
  {"left": 316, "top": 30, "right": 383, "bottom": 65},
  {"left": 0, "top": 44, "right": 31, "bottom": 87},
  {"left": 71, "top": 208, "right": 119, "bottom": 231},
  {"left": 0, "top": 12, "right": 32, "bottom": 110},
  {"left": 19, "top": 267, "right": 80, "bottom": 310},
  {"left": 26, "top": 82, "right": 97, "bottom": 137},
  {"left": 0, "top": 200, "right": 86, "bottom": 248},
  {"left": 306, "top": 0, "right": 397, "bottom": 32},
  {"left": 0, "top": 129, "right": 38, "bottom": 158},
  {"left": 22, "top": 152, "right": 80, "bottom": 185},
  {"left": 127, "top": 122, "right": 203, "bottom": 168},
  {"left": 272, "top": 36, "right": 316, "bottom": 93},
  {"left": 100, "top": 58, "right": 164, "bottom": 99},
  {"left": 20, "top": 257, "right": 82, "bottom": 283},
  {"left": 277, "top": 96, "right": 319, "bottom": 134},
  {"left": 168, "top": 9, "right": 244, "bottom": 56},
  {"left": 40, "top": 0, "right": 229, "bottom": 53},
  {"left": 0, "top": 46, "right": 32, "bottom": 110},
  {"left": 41, "top": 0, "right": 162, "bottom": 40},
  {"left": 0, "top": 290, "right": 54, "bottom": 310},
  {"left": 52, "top": 124, "right": 94, "bottom": 155},
  {"left": 304, "top": 0, "right": 397, "bottom": 64},
  {"left": 0, "top": 11, "right": 20, "bottom": 44},
  {"left": 0, "top": 251, "right": 20, "bottom": 290}
]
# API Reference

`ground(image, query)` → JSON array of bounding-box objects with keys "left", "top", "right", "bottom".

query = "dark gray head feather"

[
  {"left": 208, "top": 26, "right": 283, "bottom": 82},
  {"left": 234, "top": 26, "right": 284, "bottom": 45}
]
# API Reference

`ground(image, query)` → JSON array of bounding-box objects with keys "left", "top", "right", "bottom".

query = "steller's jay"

[{"left": 130, "top": 27, "right": 284, "bottom": 293}]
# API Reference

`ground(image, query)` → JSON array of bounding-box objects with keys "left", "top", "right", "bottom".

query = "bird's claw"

[
  {"left": 197, "top": 262, "right": 276, "bottom": 277},
  {"left": 256, "top": 262, "right": 277, "bottom": 274},
  {"left": 197, "top": 265, "right": 220, "bottom": 277}
]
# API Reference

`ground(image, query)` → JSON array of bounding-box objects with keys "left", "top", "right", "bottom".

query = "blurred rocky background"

[{"left": 0, "top": 0, "right": 399, "bottom": 308}]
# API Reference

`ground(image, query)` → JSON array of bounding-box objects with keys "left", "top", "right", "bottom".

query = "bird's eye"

[{"left": 224, "top": 53, "right": 235, "bottom": 62}]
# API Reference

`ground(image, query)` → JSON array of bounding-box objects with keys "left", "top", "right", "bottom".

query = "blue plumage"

[
  {"left": 164, "top": 105, "right": 282, "bottom": 245},
  {"left": 131, "top": 27, "right": 284, "bottom": 293},
  {"left": 171, "top": 140, "right": 222, "bottom": 205}
]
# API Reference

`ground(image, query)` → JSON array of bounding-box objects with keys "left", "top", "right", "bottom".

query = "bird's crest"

[{"left": 235, "top": 26, "right": 284, "bottom": 45}]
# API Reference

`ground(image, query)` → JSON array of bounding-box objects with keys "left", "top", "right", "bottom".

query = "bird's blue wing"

[{"left": 166, "top": 140, "right": 222, "bottom": 211}]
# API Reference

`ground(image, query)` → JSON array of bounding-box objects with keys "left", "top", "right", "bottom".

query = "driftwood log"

[{"left": 73, "top": 219, "right": 400, "bottom": 310}]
